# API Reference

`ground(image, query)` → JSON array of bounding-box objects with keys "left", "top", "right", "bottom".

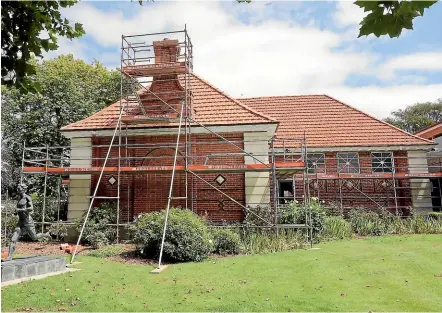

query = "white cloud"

[
  {"left": 48, "top": 1, "right": 441, "bottom": 119},
  {"left": 44, "top": 37, "right": 89, "bottom": 60},
  {"left": 333, "top": 1, "right": 366, "bottom": 28},
  {"left": 379, "top": 52, "right": 442, "bottom": 80}
]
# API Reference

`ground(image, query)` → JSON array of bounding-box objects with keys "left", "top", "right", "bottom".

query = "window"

[
  {"left": 278, "top": 180, "right": 294, "bottom": 204},
  {"left": 337, "top": 152, "right": 360, "bottom": 173},
  {"left": 307, "top": 153, "right": 325, "bottom": 173},
  {"left": 371, "top": 152, "right": 393, "bottom": 173}
]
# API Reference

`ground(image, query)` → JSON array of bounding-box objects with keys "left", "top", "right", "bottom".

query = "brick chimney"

[
  {"left": 140, "top": 38, "right": 184, "bottom": 118},
  {"left": 153, "top": 38, "right": 180, "bottom": 64}
]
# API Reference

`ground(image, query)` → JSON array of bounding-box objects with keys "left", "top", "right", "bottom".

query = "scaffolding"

[{"left": 14, "top": 27, "right": 442, "bottom": 268}]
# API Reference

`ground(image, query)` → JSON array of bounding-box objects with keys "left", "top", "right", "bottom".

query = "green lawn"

[{"left": 2, "top": 235, "right": 441, "bottom": 312}]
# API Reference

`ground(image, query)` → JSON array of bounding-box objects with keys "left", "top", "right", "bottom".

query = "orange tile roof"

[
  {"left": 415, "top": 122, "right": 442, "bottom": 140},
  {"left": 61, "top": 73, "right": 276, "bottom": 131},
  {"left": 240, "top": 95, "right": 433, "bottom": 148}
]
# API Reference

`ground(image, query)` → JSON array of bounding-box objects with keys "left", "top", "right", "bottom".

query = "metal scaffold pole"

[
  {"left": 157, "top": 98, "right": 186, "bottom": 269},
  {"left": 41, "top": 145, "right": 49, "bottom": 233}
]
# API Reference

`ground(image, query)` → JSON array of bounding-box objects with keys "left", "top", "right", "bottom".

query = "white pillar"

[
  {"left": 244, "top": 132, "right": 271, "bottom": 207},
  {"left": 408, "top": 151, "right": 433, "bottom": 214},
  {"left": 67, "top": 137, "right": 92, "bottom": 220}
]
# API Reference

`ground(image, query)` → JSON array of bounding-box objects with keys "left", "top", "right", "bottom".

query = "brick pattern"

[
  {"left": 282, "top": 151, "right": 413, "bottom": 215},
  {"left": 153, "top": 39, "right": 180, "bottom": 64},
  {"left": 91, "top": 133, "right": 246, "bottom": 222}
]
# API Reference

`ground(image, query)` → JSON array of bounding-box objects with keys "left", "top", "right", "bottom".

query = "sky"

[{"left": 48, "top": 0, "right": 442, "bottom": 119}]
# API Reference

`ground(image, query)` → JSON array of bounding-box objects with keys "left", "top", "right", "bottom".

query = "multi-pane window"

[
  {"left": 337, "top": 152, "right": 360, "bottom": 173},
  {"left": 307, "top": 153, "right": 325, "bottom": 173},
  {"left": 371, "top": 152, "right": 393, "bottom": 173}
]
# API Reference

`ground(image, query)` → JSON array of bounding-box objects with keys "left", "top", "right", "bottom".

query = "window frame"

[
  {"left": 278, "top": 179, "right": 295, "bottom": 204},
  {"left": 306, "top": 153, "right": 326, "bottom": 174},
  {"left": 337, "top": 152, "right": 360, "bottom": 174},
  {"left": 371, "top": 151, "right": 394, "bottom": 173}
]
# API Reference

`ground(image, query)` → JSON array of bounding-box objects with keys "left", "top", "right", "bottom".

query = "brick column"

[
  {"left": 67, "top": 137, "right": 92, "bottom": 220},
  {"left": 243, "top": 132, "right": 271, "bottom": 207},
  {"left": 408, "top": 150, "right": 433, "bottom": 214}
]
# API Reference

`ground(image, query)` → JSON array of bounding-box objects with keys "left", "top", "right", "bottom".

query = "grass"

[{"left": 2, "top": 235, "right": 442, "bottom": 312}]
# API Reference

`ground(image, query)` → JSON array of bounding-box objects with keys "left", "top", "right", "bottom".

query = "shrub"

[
  {"left": 428, "top": 212, "right": 442, "bottom": 221},
  {"left": 320, "top": 216, "right": 353, "bottom": 240},
  {"left": 211, "top": 228, "right": 241, "bottom": 255},
  {"left": 31, "top": 194, "right": 60, "bottom": 224},
  {"left": 1, "top": 201, "right": 18, "bottom": 246},
  {"left": 129, "top": 208, "right": 213, "bottom": 262},
  {"left": 76, "top": 201, "right": 117, "bottom": 249},
  {"left": 280, "top": 198, "right": 326, "bottom": 237},
  {"left": 348, "top": 208, "right": 386, "bottom": 236},
  {"left": 244, "top": 205, "right": 273, "bottom": 226},
  {"left": 87, "top": 245, "right": 124, "bottom": 258},
  {"left": 240, "top": 229, "right": 304, "bottom": 254},
  {"left": 48, "top": 221, "right": 68, "bottom": 241}
]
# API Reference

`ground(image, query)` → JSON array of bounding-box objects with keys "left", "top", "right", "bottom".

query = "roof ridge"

[
  {"left": 324, "top": 95, "right": 434, "bottom": 144},
  {"left": 190, "top": 73, "right": 278, "bottom": 123},
  {"left": 238, "top": 94, "right": 327, "bottom": 100}
]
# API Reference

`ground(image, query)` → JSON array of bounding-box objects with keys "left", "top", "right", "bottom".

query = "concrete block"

[{"left": 1, "top": 256, "right": 66, "bottom": 283}]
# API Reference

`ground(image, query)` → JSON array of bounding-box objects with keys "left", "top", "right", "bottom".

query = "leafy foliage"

[
  {"left": 1, "top": 1, "right": 85, "bottom": 90},
  {"left": 348, "top": 208, "right": 386, "bottom": 235},
  {"left": 384, "top": 99, "right": 442, "bottom": 133},
  {"left": 211, "top": 228, "right": 242, "bottom": 255},
  {"left": 280, "top": 198, "right": 326, "bottom": 236},
  {"left": 31, "top": 192, "right": 65, "bottom": 224},
  {"left": 76, "top": 202, "right": 118, "bottom": 249},
  {"left": 356, "top": 1, "right": 437, "bottom": 38},
  {"left": 48, "top": 220, "right": 69, "bottom": 241},
  {"left": 1, "top": 200, "right": 19, "bottom": 246},
  {"left": 320, "top": 216, "right": 353, "bottom": 240},
  {"left": 244, "top": 205, "right": 273, "bottom": 226},
  {"left": 240, "top": 229, "right": 304, "bottom": 254},
  {"left": 129, "top": 208, "right": 214, "bottom": 262},
  {"left": 1, "top": 55, "right": 123, "bottom": 195}
]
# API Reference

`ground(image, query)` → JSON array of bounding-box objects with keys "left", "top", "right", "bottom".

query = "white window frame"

[
  {"left": 371, "top": 151, "right": 394, "bottom": 173},
  {"left": 307, "top": 153, "right": 326, "bottom": 174},
  {"left": 337, "top": 152, "right": 360, "bottom": 173}
]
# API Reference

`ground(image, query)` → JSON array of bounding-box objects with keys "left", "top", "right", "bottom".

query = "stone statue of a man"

[{"left": 2, "top": 184, "right": 51, "bottom": 261}]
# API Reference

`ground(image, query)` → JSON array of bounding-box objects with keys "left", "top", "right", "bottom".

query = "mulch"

[
  {"left": 2, "top": 242, "right": 90, "bottom": 257},
  {"left": 2, "top": 241, "right": 157, "bottom": 266}
]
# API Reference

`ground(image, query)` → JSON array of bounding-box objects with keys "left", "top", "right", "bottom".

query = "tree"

[
  {"left": 1, "top": 55, "right": 123, "bottom": 195},
  {"left": 384, "top": 99, "right": 442, "bottom": 133},
  {"left": 356, "top": 1, "right": 438, "bottom": 38},
  {"left": 1, "top": 1, "right": 85, "bottom": 91}
]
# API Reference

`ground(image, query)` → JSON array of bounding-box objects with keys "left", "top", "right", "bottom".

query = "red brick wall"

[
  {"left": 91, "top": 133, "right": 245, "bottom": 222},
  {"left": 281, "top": 151, "right": 413, "bottom": 215}
]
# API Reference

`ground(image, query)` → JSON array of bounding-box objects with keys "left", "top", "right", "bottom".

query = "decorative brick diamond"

[
  {"left": 108, "top": 176, "right": 117, "bottom": 186},
  {"left": 214, "top": 174, "right": 226, "bottom": 186}
]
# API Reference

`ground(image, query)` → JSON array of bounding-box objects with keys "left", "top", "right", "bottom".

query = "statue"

[{"left": 2, "top": 184, "right": 51, "bottom": 261}]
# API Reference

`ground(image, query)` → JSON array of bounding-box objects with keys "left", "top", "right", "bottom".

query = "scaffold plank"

[
  {"left": 293, "top": 172, "right": 442, "bottom": 179},
  {"left": 122, "top": 63, "right": 186, "bottom": 77},
  {"left": 23, "top": 162, "right": 305, "bottom": 175}
]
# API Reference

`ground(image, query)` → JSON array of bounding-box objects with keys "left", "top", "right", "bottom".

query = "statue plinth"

[{"left": 1, "top": 256, "right": 66, "bottom": 283}]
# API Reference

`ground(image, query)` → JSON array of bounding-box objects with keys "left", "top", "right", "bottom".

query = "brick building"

[{"left": 54, "top": 36, "right": 439, "bottom": 223}]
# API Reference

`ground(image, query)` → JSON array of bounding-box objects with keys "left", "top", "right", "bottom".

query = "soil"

[
  {"left": 107, "top": 246, "right": 157, "bottom": 266},
  {"left": 1, "top": 242, "right": 90, "bottom": 257},
  {"left": 1, "top": 241, "right": 158, "bottom": 266}
]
